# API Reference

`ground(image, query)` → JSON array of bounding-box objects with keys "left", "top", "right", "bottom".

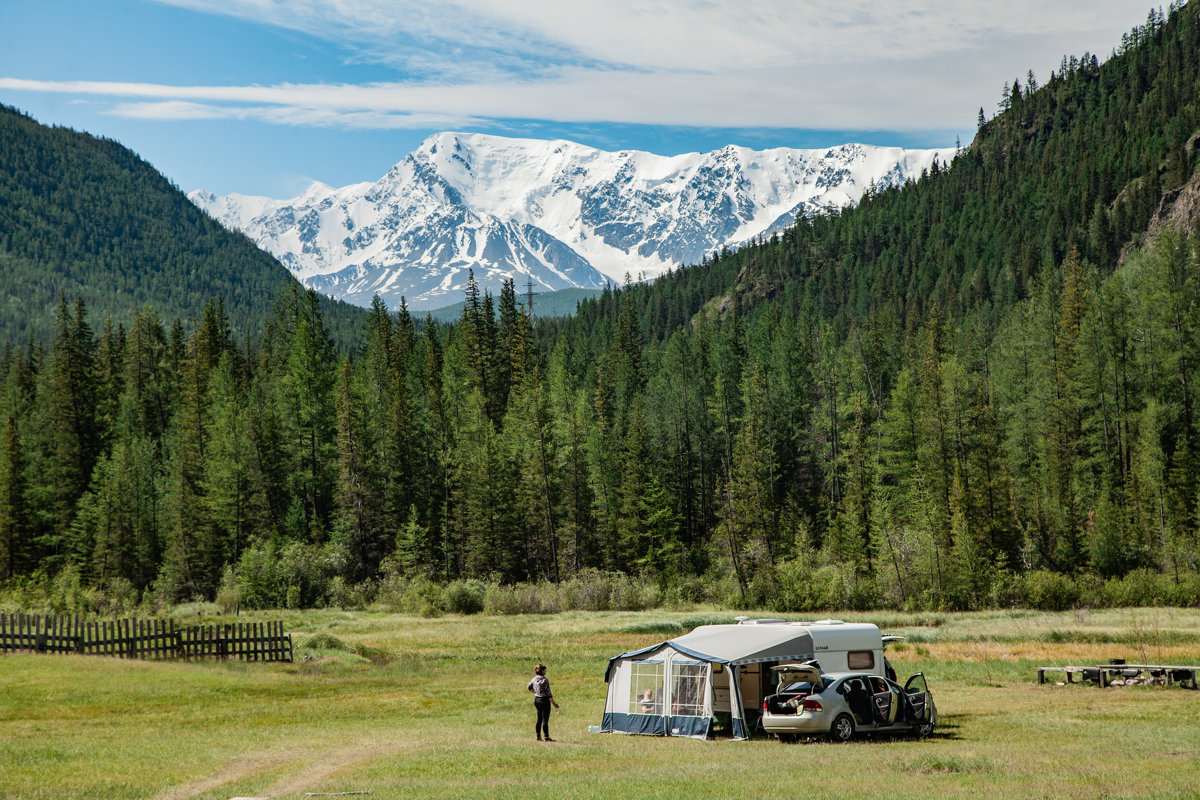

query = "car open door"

[
  {"left": 838, "top": 677, "right": 875, "bottom": 726},
  {"left": 870, "top": 680, "right": 895, "bottom": 725},
  {"left": 903, "top": 673, "right": 930, "bottom": 723}
]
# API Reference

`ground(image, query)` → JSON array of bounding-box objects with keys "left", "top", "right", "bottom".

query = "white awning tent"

[{"left": 601, "top": 624, "right": 815, "bottom": 740}]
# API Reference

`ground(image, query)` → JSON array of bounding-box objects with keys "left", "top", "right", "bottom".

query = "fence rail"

[{"left": 0, "top": 614, "right": 292, "bottom": 662}]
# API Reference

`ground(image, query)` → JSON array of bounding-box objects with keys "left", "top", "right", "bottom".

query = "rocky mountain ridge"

[{"left": 191, "top": 133, "right": 954, "bottom": 310}]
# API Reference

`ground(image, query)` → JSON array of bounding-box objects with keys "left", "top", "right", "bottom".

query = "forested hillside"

[
  {"left": 2, "top": 5, "right": 1199, "bottom": 614},
  {"left": 557, "top": 3, "right": 1200, "bottom": 345},
  {"left": 0, "top": 105, "right": 365, "bottom": 345}
]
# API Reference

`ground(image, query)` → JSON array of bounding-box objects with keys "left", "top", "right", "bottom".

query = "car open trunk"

[{"left": 764, "top": 664, "right": 822, "bottom": 716}]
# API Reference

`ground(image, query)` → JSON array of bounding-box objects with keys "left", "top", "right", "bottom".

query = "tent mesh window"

[
  {"left": 629, "top": 660, "right": 664, "bottom": 715},
  {"left": 671, "top": 662, "right": 706, "bottom": 716}
]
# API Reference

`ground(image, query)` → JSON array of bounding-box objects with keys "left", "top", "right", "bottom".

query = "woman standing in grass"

[{"left": 527, "top": 663, "right": 560, "bottom": 741}]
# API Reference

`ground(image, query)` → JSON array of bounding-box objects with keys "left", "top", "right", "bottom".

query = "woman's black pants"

[{"left": 534, "top": 698, "right": 552, "bottom": 738}]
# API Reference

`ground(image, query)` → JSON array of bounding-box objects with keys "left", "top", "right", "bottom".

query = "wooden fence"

[{"left": 0, "top": 614, "right": 292, "bottom": 662}]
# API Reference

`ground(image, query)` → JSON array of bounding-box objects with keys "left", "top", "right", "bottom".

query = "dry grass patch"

[{"left": 926, "top": 640, "right": 1200, "bottom": 665}]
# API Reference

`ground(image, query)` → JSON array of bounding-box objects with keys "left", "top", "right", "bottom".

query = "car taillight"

[
  {"left": 802, "top": 698, "right": 823, "bottom": 711},
  {"left": 763, "top": 700, "right": 769, "bottom": 711}
]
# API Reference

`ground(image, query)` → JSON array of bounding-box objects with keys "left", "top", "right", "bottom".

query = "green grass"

[{"left": 2, "top": 608, "right": 1200, "bottom": 799}]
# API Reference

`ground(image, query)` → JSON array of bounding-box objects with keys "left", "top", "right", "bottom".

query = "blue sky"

[{"left": 0, "top": 0, "right": 1154, "bottom": 198}]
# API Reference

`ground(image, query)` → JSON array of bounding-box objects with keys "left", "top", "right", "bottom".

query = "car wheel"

[
  {"left": 830, "top": 713, "right": 855, "bottom": 742},
  {"left": 776, "top": 733, "right": 795, "bottom": 744}
]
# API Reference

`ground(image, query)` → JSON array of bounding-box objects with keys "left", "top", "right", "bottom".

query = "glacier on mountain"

[{"left": 190, "top": 133, "right": 954, "bottom": 311}]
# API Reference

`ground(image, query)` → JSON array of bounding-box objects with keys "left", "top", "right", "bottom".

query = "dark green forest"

[
  {"left": 2, "top": 5, "right": 1200, "bottom": 614},
  {"left": 0, "top": 104, "right": 365, "bottom": 346}
]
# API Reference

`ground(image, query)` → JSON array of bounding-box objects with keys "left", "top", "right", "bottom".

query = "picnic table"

[{"left": 1037, "top": 663, "right": 1198, "bottom": 688}]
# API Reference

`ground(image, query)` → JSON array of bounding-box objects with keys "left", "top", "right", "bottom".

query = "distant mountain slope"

[
  {"left": 425, "top": 286, "right": 604, "bottom": 323},
  {"left": 0, "top": 105, "right": 364, "bottom": 344},
  {"left": 192, "top": 134, "right": 952, "bottom": 311}
]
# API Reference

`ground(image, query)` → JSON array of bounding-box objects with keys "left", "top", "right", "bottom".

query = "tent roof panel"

[
  {"left": 607, "top": 625, "right": 815, "bottom": 669},
  {"left": 670, "top": 624, "right": 814, "bottom": 664}
]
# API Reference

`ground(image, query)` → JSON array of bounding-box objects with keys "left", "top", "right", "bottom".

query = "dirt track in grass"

[{"left": 153, "top": 735, "right": 414, "bottom": 799}]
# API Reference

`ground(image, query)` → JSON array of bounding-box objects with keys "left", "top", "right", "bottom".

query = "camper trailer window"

[
  {"left": 847, "top": 650, "right": 875, "bottom": 670},
  {"left": 629, "top": 661, "right": 664, "bottom": 715},
  {"left": 671, "top": 662, "right": 706, "bottom": 716}
]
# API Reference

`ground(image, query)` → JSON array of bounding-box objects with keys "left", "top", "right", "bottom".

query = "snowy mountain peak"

[{"left": 191, "top": 134, "right": 954, "bottom": 311}]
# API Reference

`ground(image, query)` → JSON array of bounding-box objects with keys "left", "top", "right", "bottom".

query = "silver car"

[{"left": 761, "top": 664, "right": 937, "bottom": 742}]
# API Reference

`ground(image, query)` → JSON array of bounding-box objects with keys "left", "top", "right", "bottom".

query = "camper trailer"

[
  {"left": 776, "top": 618, "right": 902, "bottom": 677},
  {"left": 601, "top": 619, "right": 902, "bottom": 740}
]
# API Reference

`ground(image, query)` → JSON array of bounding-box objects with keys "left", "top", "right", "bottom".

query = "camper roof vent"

[
  {"left": 737, "top": 618, "right": 787, "bottom": 625},
  {"left": 812, "top": 619, "right": 845, "bottom": 625}
]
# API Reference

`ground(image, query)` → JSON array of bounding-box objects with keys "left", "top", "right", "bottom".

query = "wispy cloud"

[
  {"left": 0, "top": 70, "right": 965, "bottom": 131},
  {"left": 109, "top": 99, "right": 482, "bottom": 130},
  {"left": 2, "top": 1, "right": 1151, "bottom": 133},
  {"left": 153, "top": 0, "right": 1140, "bottom": 74}
]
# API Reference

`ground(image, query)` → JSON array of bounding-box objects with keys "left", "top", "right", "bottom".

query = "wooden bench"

[{"left": 1037, "top": 666, "right": 1096, "bottom": 685}]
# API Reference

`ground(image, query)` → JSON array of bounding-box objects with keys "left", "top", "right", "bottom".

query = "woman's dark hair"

[{"left": 535, "top": 663, "right": 546, "bottom": 675}]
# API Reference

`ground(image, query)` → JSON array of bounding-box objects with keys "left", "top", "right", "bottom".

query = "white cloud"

[
  {"left": 108, "top": 99, "right": 482, "bottom": 130},
  {"left": 0, "top": 71, "right": 955, "bottom": 130},
  {"left": 2, "top": 1, "right": 1154, "bottom": 133},
  {"left": 153, "top": 0, "right": 1147, "bottom": 73}
]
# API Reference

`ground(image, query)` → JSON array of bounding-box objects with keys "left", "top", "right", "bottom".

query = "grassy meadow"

[{"left": 2, "top": 607, "right": 1200, "bottom": 799}]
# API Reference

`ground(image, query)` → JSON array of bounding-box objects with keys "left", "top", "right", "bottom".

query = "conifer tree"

[
  {"left": 502, "top": 307, "right": 561, "bottom": 580},
  {"left": 80, "top": 428, "right": 162, "bottom": 591},
  {"left": 453, "top": 389, "right": 510, "bottom": 578},
  {"left": 389, "top": 505, "right": 429, "bottom": 577},
  {"left": 715, "top": 361, "right": 781, "bottom": 601},
  {"left": 1044, "top": 250, "right": 1091, "bottom": 568},
  {"left": 333, "top": 356, "right": 385, "bottom": 582},
  {"left": 42, "top": 296, "right": 99, "bottom": 547},
  {"left": 160, "top": 301, "right": 231, "bottom": 596},
  {"left": 833, "top": 389, "right": 875, "bottom": 579},
  {"left": 0, "top": 416, "right": 30, "bottom": 579},
  {"left": 280, "top": 290, "right": 337, "bottom": 539},
  {"left": 121, "top": 308, "right": 173, "bottom": 444},
  {"left": 546, "top": 338, "right": 595, "bottom": 571},
  {"left": 203, "top": 350, "right": 257, "bottom": 574},
  {"left": 94, "top": 315, "right": 125, "bottom": 450},
  {"left": 422, "top": 315, "right": 453, "bottom": 577}
]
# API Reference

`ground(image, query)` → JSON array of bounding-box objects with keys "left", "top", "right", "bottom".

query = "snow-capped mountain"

[{"left": 190, "top": 133, "right": 954, "bottom": 311}]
